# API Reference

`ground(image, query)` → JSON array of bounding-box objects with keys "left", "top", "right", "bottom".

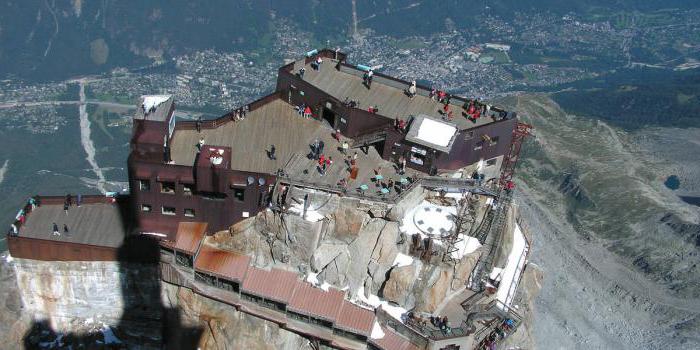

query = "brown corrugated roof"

[
  {"left": 169, "top": 222, "right": 206, "bottom": 255},
  {"left": 194, "top": 245, "right": 250, "bottom": 282},
  {"left": 288, "top": 281, "right": 345, "bottom": 322},
  {"left": 369, "top": 326, "right": 421, "bottom": 350},
  {"left": 241, "top": 267, "right": 299, "bottom": 303},
  {"left": 334, "top": 301, "right": 375, "bottom": 336}
]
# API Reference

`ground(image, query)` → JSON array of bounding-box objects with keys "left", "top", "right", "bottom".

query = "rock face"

[
  {"left": 0, "top": 255, "right": 29, "bottom": 347},
  {"left": 382, "top": 263, "right": 419, "bottom": 308},
  {"left": 162, "top": 284, "right": 312, "bottom": 350},
  {"left": 12, "top": 259, "right": 161, "bottom": 330}
]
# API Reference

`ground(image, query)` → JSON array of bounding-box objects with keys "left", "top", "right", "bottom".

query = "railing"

[
  {"left": 7, "top": 194, "right": 120, "bottom": 237},
  {"left": 174, "top": 91, "right": 283, "bottom": 131}
]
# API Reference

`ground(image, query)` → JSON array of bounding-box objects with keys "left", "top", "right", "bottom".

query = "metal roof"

[
  {"left": 288, "top": 281, "right": 345, "bottom": 322},
  {"left": 194, "top": 245, "right": 250, "bottom": 282},
  {"left": 334, "top": 301, "right": 375, "bottom": 336},
  {"left": 369, "top": 326, "right": 421, "bottom": 350},
  {"left": 162, "top": 222, "right": 206, "bottom": 255},
  {"left": 241, "top": 266, "right": 299, "bottom": 304}
]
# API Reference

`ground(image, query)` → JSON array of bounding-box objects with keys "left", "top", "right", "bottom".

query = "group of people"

[
  {"left": 342, "top": 97, "right": 359, "bottom": 108},
  {"left": 393, "top": 118, "right": 408, "bottom": 133},
  {"left": 228, "top": 106, "right": 249, "bottom": 122},
  {"left": 430, "top": 315, "right": 452, "bottom": 335},
  {"left": 63, "top": 193, "right": 81, "bottom": 213},
  {"left": 477, "top": 318, "right": 517, "bottom": 350},
  {"left": 8, "top": 197, "right": 40, "bottom": 236},
  {"left": 296, "top": 103, "right": 313, "bottom": 119}
]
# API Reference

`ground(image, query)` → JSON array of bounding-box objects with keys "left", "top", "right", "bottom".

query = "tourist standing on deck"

[{"left": 269, "top": 145, "right": 276, "bottom": 160}]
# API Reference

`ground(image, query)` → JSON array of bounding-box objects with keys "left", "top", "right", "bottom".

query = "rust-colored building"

[{"left": 127, "top": 49, "right": 519, "bottom": 240}]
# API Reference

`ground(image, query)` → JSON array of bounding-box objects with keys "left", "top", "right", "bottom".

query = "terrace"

[{"left": 299, "top": 59, "right": 506, "bottom": 131}]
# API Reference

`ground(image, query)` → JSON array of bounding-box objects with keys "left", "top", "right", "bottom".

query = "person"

[
  {"left": 319, "top": 154, "right": 325, "bottom": 169},
  {"left": 341, "top": 141, "right": 349, "bottom": 155},
  {"left": 52, "top": 222, "right": 60, "bottom": 236},
  {"left": 269, "top": 144, "right": 276, "bottom": 160},
  {"left": 299, "top": 66, "right": 306, "bottom": 78},
  {"left": 10, "top": 222, "right": 18, "bottom": 236},
  {"left": 64, "top": 201, "right": 69, "bottom": 214},
  {"left": 303, "top": 105, "right": 312, "bottom": 119},
  {"left": 197, "top": 137, "right": 205, "bottom": 152},
  {"left": 364, "top": 69, "right": 374, "bottom": 88},
  {"left": 66, "top": 194, "right": 72, "bottom": 206},
  {"left": 318, "top": 140, "right": 325, "bottom": 155},
  {"left": 429, "top": 87, "right": 437, "bottom": 100},
  {"left": 446, "top": 110, "right": 454, "bottom": 121},
  {"left": 407, "top": 80, "right": 417, "bottom": 98},
  {"left": 334, "top": 129, "right": 341, "bottom": 142},
  {"left": 28, "top": 197, "right": 37, "bottom": 210},
  {"left": 63, "top": 224, "right": 69, "bottom": 234},
  {"left": 387, "top": 178, "right": 394, "bottom": 190},
  {"left": 196, "top": 116, "right": 202, "bottom": 133},
  {"left": 76, "top": 193, "right": 82, "bottom": 207},
  {"left": 443, "top": 102, "right": 450, "bottom": 114}
]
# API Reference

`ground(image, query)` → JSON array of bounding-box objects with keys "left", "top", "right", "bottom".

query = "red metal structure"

[{"left": 499, "top": 122, "right": 533, "bottom": 188}]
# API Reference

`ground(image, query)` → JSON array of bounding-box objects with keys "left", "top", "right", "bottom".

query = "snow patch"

[
  {"left": 451, "top": 235, "right": 482, "bottom": 259},
  {"left": 415, "top": 118, "right": 457, "bottom": 147},
  {"left": 142, "top": 95, "right": 171, "bottom": 112},
  {"left": 305, "top": 272, "right": 331, "bottom": 291},
  {"left": 370, "top": 321, "right": 385, "bottom": 339},
  {"left": 354, "top": 286, "right": 407, "bottom": 323},
  {"left": 288, "top": 201, "right": 325, "bottom": 222},
  {"left": 392, "top": 253, "right": 414, "bottom": 268},
  {"left": 495, "top": 224, "right": 529, "bottom": 309}
]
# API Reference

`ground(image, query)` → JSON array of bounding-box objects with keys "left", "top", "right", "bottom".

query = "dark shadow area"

[{"left": 21, "top": 195, "right": 203, "bottom": 349}]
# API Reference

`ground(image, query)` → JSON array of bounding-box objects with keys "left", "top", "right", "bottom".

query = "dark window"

[
  {"left": 183, "top": 184, "right": 193, "bottom": 196},
  {"left": 141, "top": 204, "right": 152, "bottom": 212},
  {"left": 233, "top": 188, "right": 245, "bottom": 202},
  {"left": 162, "top": 206, "right": 176, "bottom": 216},
  {"left": 160, "top": 181, "right": 175, "bottom": 194},
  {"left": 486, "top": 158, "right": 497, "bottom": 167},
  {"left": 184, "top": 208, "right": 195, "bottom": 217},
  {"left": 139, "top": 180, "right": 150, "bottom": 191}
]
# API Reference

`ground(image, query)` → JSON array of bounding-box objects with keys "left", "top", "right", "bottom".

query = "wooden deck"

[
  {"left": 303, "top": 61, "right": 493, "bottom": 130},
  {"left": 170, "top": 98, "right": 413, "bottom": 197},
  {"left": 19, "top": 203, "right": 127, "bottom": 248}
]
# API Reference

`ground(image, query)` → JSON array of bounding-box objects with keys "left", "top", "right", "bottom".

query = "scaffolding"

[{"left": 498, "top": 122, "right": 533, "bottom": 189}]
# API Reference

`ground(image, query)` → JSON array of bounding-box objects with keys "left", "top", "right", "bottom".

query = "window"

[
  {"left": 233, "top": 187, "right": 245, "bottom": 202},
  {"left": 490, "top": 136, "right": 499, "bottom": 146},
  {"left": 486, "top": 158, "right": 498, "bottom": 167},
  {"left": 139, "top": 180, "right": 150, "bottom": 191},
  {"left": 183, "top": 184, "right": 193, "bottom": 196},
  {"left": 160, "top": 181, "right": 175, "bottom": 194},
  {"left": 162, "top": 206, "right": 176, "bottom": 216},
  {"left": 184, "top": 208, "right": 195, "bottom": 217},
  {"left": 141, "top": 204, "right": 152, "bottom": 212}
]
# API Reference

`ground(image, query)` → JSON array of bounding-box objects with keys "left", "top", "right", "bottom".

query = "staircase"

[
  {"left": 419, "top": 176, "right": 497, "bottom": 197},
  {"left": 349, "top": 129, "right": 387, "bottom": 148},
  {"left": 468, "top": 190, "right": 512, "bottom": 292}
]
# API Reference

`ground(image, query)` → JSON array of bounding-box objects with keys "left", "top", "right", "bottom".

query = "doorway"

[{"left": 321, "top": 107, "right": 336, "bottom": 128}]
